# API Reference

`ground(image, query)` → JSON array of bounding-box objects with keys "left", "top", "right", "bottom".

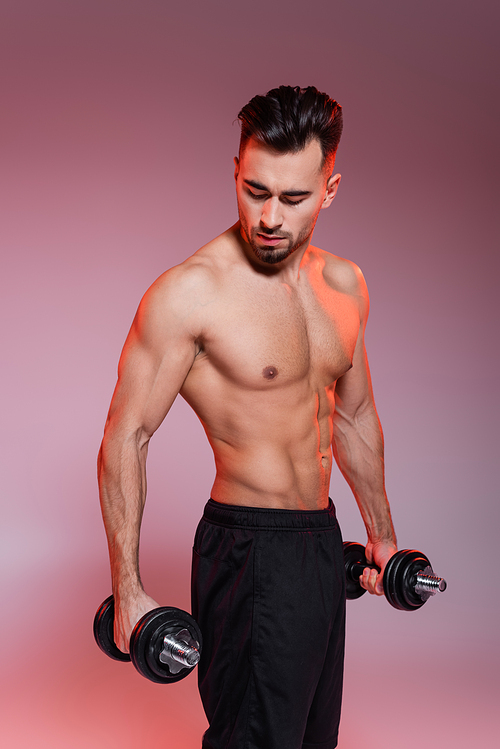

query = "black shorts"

[{"left": 191, "top": 499, "right": 345, "bottom": 749}]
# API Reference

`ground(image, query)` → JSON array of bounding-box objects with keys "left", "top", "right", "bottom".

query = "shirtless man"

[{"left": 98, "top": 86, "right": 397, "bottom": 749}]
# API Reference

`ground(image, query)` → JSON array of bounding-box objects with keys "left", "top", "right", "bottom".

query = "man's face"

[{"left": 234, "top": 137, "right": 340, "bottom": 265}]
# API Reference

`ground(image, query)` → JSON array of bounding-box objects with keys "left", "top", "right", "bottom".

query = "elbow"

[
  {"left": 97, "top": 442, "right": 103, "bottom": 475},
  {"left": 98, "top": 434, "right": 115, "bottom": 486},
  {"left": 334, "top": 396, "right": 370, "bottom": 429},
  {"left": 98, "top": 421, "right": 150, "bottom": 475},
  {"left": 333, "top": 398, "right": 381, "bottom": 444}
]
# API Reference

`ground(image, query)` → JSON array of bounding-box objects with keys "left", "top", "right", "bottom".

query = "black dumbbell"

[
  {"left": 343, "top": 542, "right": 447, "bottom": 611},
  {"left": 93, "top": 596, "right": 202, "bottom": 683}
]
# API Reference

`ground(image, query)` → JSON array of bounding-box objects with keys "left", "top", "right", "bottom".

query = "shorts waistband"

[{"left": 203, "top": 498, "right": 337, "bottom": 530}]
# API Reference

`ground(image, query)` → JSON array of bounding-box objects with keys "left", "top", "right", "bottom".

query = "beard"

[{"left": 238, "top": 210, "right": 319, "bottom": 265}]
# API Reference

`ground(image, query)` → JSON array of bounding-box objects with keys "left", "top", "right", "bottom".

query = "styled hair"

[{"left": 238, "top": 86, "right": 343, "bottom": 170}]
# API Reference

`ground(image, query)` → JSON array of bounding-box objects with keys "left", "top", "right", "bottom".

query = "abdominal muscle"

[
  {"left": 182, "top": 374, "right": 336, "bottom": 511},
  {"left": 210, "top": 439, "right": 332, "bottom": 511}
]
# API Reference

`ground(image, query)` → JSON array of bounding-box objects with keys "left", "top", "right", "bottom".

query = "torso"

[{"left": 177, "top": 227, "right": 362, "bottom": 510}]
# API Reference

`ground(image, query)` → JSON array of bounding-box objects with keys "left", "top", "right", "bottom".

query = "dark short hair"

[{"left": 238, "top": 86, "right": 343, "bottom": 170}]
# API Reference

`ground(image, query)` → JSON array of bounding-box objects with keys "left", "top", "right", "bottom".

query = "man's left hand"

[{"left": 360, "top": 539, "right": 398, "bottom": 596}]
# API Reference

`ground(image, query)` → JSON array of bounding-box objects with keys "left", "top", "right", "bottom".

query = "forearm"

[
  {"left": 332, "top": 402, "right": 396, "bottom": 545},
  {"left": 98, "top": 429, "right": 149, "bottom": 601}
]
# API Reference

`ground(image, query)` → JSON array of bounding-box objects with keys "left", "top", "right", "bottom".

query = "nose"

[{"left": 260, "top": 197, "right": 283, "bottom": 230}]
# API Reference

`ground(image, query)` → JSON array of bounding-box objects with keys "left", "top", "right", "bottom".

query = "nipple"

[{"left": 262, "top": 365, "right": 278, "bottom": 380}]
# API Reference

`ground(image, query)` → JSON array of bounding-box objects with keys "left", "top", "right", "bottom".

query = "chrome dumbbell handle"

[
  {"left": 414, "top": 566, "right": 447, "bottom": 601},
  {"left": 159, "top": 628, "right": 201, "bottom": 675}
]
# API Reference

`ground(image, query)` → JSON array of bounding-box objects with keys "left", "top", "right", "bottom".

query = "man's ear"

[
  {"left": 234, "top": 156, "right": 240, "bottom": 181},
  {"left": 321, "top": 173, "right": 341, "bottom": 210}
]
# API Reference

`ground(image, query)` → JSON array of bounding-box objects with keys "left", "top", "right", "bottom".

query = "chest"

[{"left": 202, "top": 276, "right": 360, "bottom": 389}]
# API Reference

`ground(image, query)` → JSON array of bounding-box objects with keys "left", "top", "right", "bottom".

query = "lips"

[{"left": 256, "top": 233, "right": 285, "bottom": 245}]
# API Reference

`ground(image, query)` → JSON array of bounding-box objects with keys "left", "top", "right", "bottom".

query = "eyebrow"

[{"left": 243, "top": 179, "right": 312, "bottom": 198}]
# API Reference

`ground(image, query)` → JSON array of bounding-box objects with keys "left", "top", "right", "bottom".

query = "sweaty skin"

[{"left": 98, "top": 138, "right": 397, "bottom": 653}]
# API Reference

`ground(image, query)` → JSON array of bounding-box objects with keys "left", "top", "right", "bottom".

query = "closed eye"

[
  {"left": 283, "top": 197, "right": 305, "bottom": 206},
  {"left": 247, "top": 189, "right": 304, "bottom": 206},
  {"left": 247, "top": 189, "right": 267, "bottom": 200}
]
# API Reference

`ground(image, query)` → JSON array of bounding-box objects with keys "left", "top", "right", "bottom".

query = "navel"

[{"left": 262, "top": 365, "right": 279, "bottom": 381}]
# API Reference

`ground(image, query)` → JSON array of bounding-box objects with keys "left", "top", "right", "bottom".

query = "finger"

[{"left": 360, "top": 567, "right": 379, "bottom": 594}]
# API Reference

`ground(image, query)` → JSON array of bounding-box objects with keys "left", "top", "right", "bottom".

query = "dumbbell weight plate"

[
  {"left": 343, "top": 542, "right": 369, "bottom": 600},
  {"left": 93, "top": 595, "right": 131, "bottom": 662},
  {"left": 384, "top": 549, "right": 431, "bottom": 611},
  {"left": 130, "top": 607, "right": 202, "bottom": 684}
]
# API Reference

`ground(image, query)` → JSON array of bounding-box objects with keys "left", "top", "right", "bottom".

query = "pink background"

[{"left": 1, "top": 1, "right": 498, "bottom": 746}]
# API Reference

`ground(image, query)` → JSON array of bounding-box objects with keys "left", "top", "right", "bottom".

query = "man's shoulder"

[
  {"left": 145, "top": 230, "right": 236, "bottom": 306},
  {"left": 149, "top": 255, "right": 216, "bottom": 307},
  {"left": 136, "top": 229, "right": 238, "bottom": 336},
  {"left": 316, "top": 248, "right": 368, "bottom": 300}
]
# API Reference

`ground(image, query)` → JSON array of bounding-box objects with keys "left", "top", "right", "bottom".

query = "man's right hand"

[{"left": 113, "top": 590, "right": 160, "bottom": 654}]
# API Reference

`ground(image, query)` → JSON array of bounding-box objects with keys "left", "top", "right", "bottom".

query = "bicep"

[
  {"left": 334, "top": 328, "right": 374, "bottom": 419},
  {"left": 333, "top": 263, "right": 375, "bottom": 422},
  {"left": 105, "top": 288, "right": 198, "bottom": 444}
]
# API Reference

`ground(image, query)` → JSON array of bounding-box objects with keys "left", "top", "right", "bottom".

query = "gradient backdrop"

[{"left": 1, "top": 1, "right": 498, "bottom": 747}]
